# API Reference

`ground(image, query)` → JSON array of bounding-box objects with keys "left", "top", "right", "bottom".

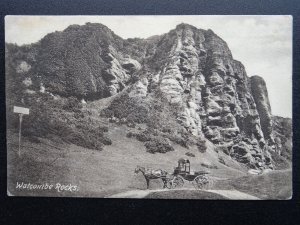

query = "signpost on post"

[{"left": 13, "top": 106, "right": 30, "bottom": 157}]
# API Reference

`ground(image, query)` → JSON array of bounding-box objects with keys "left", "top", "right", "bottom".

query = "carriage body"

[
  {"left": 168, "top": 158, "right": 211, "bottom": 189},
  {"left": 173, "top": 158, "right": 209, "bottom": 179}
]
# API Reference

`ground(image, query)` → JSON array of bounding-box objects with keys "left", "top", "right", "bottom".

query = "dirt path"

[
  {"left": 207, "top": 190, "right": 260, "bottom": 200},
  {"left": 107, "top": 188, "right": 260, "bottom": 200},
  {"left": 107, "top": 189, "right": 171, "bottom": 198}
]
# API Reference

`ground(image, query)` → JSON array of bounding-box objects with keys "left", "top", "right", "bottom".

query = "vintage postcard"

[{"left": 6, "top": 15, "right": 292, "bottom": 199}]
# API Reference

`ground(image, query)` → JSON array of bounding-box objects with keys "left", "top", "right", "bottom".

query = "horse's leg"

[
  {"left": 162, "top": 178, "right": 167, "bottom": 189},
  {"left": 161, "top": 178, "right": 165, "bottom": 189},
  {"left": 143, "top": 175, "right": 149, "bottom": 189}
]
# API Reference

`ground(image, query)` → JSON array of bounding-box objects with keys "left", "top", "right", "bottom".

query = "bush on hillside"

[
  {"left": 196, "top": 139, "right": 207, "bottom": 153},
  {"left": 73, "top": 123, "right": 112, "bottom": 147},
  {"left": 126, "top": 131, "right": 137, "bottom": 138},
  {"left": 215, "top": 145, "right": 230, "bottom": 155},
  {"left": 63, "top": 129, "right": 104, "bottom": 151},
  {"left": 144, "top": 136, "right": 174, "bottom": 154},
  {"left": 62, "top": 96, "right": 82, "bottom": 111},
  {"left": 99, "top": 136, "right": 112, "bottom": 146},
  {"left": 146, "top": 94, "right": 183, "bottom": 132},
  {"left": 101, "top": 93, "right": 149, "bottom": 123},
  {"left": 74, "top": 110, "right": 85, "bottom": 119},
  {"left": 161, "top": 127, "right": 173, "bottom": 134},
  {"left": 201, "top": 163, "right": 218, "bottom": 169},
  {"left": 99, "top": 126, "right": 109, "bottom": 133},
  {"left": 185, "top": 152, "right": 195, "bottom": 157},
  {"left": 136, "top": 132, "right": 152, "bottom": 142},
  {"left": 127, "top": 129, "right": 174, "bottom": 154},
  {"left": 10, "top": 93, "right": 112, "bottom": 151},
  {"left": 281, "top": 149, "right": 292, "bottom": 161},
  {"left": 218, "top": 156, "right": 226, "bottom": 165},
  {"left": 269, "top": 150, "right": 291, "bottom": 170},
  {"left": 128, "top": 129, "right": 157, "bottom": 142},
  {"left": 167, "top": 134, "right": 190, "bottom": 148}
]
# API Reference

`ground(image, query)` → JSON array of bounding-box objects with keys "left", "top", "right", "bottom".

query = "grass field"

[
  {"left": 224, "top": 170, "right": 292, "bottom": 200},
  {"left": 6, "top": 123, "right": 292, "bottom": 199}
]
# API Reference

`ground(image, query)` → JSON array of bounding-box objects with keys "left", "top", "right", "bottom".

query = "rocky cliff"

[{"left": 6, "top": 22, "right": 292, "bottom": 170}]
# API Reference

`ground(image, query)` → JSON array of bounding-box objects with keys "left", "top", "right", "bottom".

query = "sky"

[{"left": 5, "top": 15, "right": 293, "bottom": 118}]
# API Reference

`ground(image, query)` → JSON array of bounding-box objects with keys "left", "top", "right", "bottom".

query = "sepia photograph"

[{"left": 5, "top": 15, "right": 293, "bottom": 199}]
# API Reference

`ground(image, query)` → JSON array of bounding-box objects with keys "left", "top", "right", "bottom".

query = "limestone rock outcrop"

[
  {"left": 250, "top": 75, "right": 273, "bottom": 141},
  {"left": 6, "top": 22, "right": 291, "bottom": 170}
]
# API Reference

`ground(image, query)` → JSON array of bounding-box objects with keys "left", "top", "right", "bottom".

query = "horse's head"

[
  {"left": 134, "top": 166, "right": 140, "bottom": 174},
  {"left": 134, "top": 165, "right": 145, "bottom": 174}
]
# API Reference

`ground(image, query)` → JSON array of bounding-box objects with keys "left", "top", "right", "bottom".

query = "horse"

[{"left": 134, "top": 166, "right": 169, "bottom": 189}]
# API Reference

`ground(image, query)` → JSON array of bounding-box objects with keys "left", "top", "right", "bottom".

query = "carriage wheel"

[
  {"left": 165, "top": 175, "right": 174, "bottom": 189},
  {"left": 171, "top": 176, "right": 184, "bottom": 189},
  {"left": 166, "top": 177, "right": 173, "bottom": 189},
  {"left": 192, "top": 175, "right": 209, "bottom": 190}
]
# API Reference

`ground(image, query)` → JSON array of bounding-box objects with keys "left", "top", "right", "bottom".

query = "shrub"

[
  {"left": 59, "top": 122, "right": 111, "bottom": 151},
  {"left": 168, "top": 134, "right": 189, "bottom": 148},
  {"left": 126, "top": 132, "right": 136, "bottom": 138},
  {"left": 269, "top": 150, "right": 291, "bottom": 170},
  {"left": 62, "top": 96, "right": 82, "bottom": 111},
  {"left": 162, "top": 127, "right": 172, "bottom": 134},
  {"left": 144, "top": 137, "right": 174, "bottom": 154},
  {"left": 136, "top": 131, "right": 152, "bottom": 142},
  {"left": 147, "top": 95, "right": 183, "bottom": 132},
  {"left": 76, "top": 124, "right": 112, "bottom": 148},
  {"left": 201, "top": 163, "right": 218, "bottom": 169},
  {"left": 215, "top": 145, "right": 230, "bottom": 155},
  {"left": 185, "top": 152, "right": 195, "bottom": 157},
  {"left": 197, "top": 139, "right": 207, "bottom": 153},
  {"left": 74, "top": 111, "right": 85, "bottom": 119},
  {"left": 100, "top": 135, "right": 112, "bottom": 145},
  {"left": 127, "top": 122, "right": 136, "bottom": 128},
  {"left": 101, "top": 93, "right": 149, "bottom": 123},
  {"left": 218, "top": 156, "right": 226, "bottom": 165},
  {"left": 127, "top": 129, "right": 175, "bottom": 154},
  {"left": 99, "top": 126, "right": 109, "bottom": 133},
  {"left": 23, "top": 96, "right": 111, "bottom": 150},
  {"left": 63, "top": 129, "right": 103, "bottom": 151}
]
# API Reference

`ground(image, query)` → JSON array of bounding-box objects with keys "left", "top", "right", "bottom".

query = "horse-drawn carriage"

[
  {"left": 167, "top": 158, "right": 211, "bottom": 189},
  {"left": 135, "top": 158, "right": 212, "bottom": 190}
]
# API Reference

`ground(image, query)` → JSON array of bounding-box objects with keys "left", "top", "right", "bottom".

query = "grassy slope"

[
  {"left": 7, "top": 96, "right": 291, "bottom": 199},
  {"left": 226, "top": 170, "right": 292, "bottom": 200},
  {"left": 7, "top": 121, "right": 247, "bottom": 198}
]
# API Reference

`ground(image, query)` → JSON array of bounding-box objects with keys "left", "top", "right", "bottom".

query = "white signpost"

[{"left": 13, "top": 106, "right": 30, "bottom": 157}]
